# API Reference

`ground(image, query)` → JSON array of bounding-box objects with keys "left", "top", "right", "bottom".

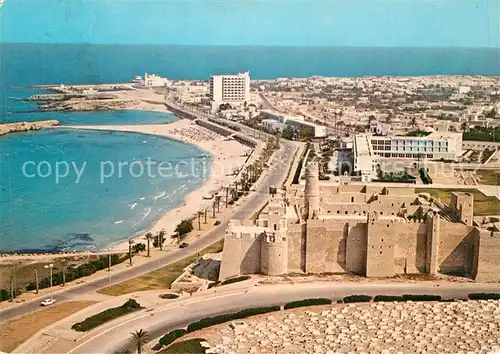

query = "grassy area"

[
  {"left": 475, "top": 170, "right": 500, "bottom": 186},
  {"left": 0, "top": 301, "right": 96, "bottom": 353},
  {"left": 416, "top": 188, "right": 500, "bottom": 216},
  {"left": 71, "top": 299, "right": 142, "bottom": 332},
  {"left": 98, "top": 240, "right": 224, "bottom": 296},
  {"left": 159, "top": 338, "right": 207, "bottom": 354}
]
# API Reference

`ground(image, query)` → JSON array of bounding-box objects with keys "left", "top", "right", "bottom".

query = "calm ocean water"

[
  {"left": 0, "top": 129, "right": 209, "bottom": 252},
  {"left": 0, "top": 43, "right": 499, "bottom": 251}
]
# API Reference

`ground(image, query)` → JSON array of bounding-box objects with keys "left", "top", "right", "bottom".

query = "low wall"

[
  {"left": 165, "top": 103, "right": 258, "bottom": 148},
  {"left": 196, "top": 119, "right": 233, "bottom": 137},
  {"left": 462, "top": 140, "right": 500, "bottom": 150}
]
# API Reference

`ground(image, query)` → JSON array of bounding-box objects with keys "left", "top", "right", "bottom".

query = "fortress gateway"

[{"left": 219, "top": 162, "right": 500, "bottom": 282}]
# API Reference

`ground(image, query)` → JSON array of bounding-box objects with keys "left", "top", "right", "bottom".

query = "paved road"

[
  {"left": 66, "top": 281, "right": 500, "bottom": 354},
  {"left": 0, "top": 138, "right": 298, "bottom": 323}
]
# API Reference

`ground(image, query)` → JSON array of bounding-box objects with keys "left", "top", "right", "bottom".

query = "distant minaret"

[{"left": 304, "top": 161, "right": 320, "bottom": 219}]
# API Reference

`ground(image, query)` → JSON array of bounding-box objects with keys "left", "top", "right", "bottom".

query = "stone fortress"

[{"left": 219, "top": 162, "right": 500, "bottom": 282}]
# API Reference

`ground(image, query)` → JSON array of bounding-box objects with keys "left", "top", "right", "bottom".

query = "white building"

[
  {"left": 353, "top": 134, "right": 378, "bottom": 182},
  {"left": 143, "top": 73, "right": 168, "bottom": 87},
  {"left": 352, "top": 132, "right": 463, "bottom": 181},
  {"left": 261, "top": 109, "right": 327, "bottom": 138},
  {"left": 369, "top": 132, "right": 462, "bottom": 161},
  {"left": 261, "top": 119, "right": 285, "bottom": 133},
  {"left": 209, "top": 72, "right": 250, "bottom": 109}
]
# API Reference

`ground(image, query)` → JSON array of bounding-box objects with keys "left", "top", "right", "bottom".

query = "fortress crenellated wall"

[{"left": 219, "top": 165, "right": 500, "bottom": 282}]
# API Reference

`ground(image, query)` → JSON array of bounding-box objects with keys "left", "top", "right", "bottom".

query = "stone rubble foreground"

[{"left": 203, "top": 300, "right": 500, "bottom": 354}]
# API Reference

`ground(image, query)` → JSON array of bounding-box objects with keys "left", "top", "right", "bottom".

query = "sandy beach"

[
  {"left": 0, "top": 86, "right": 259, "bottom": 256},
  {"left": 63, "top": 117, "right": 257, "bottom": 251}
]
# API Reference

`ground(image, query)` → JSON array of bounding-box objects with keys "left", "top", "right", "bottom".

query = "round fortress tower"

[
  {"left": 261, "top": 231, "right": 288, "bottom": 276},
  {"left": 304, "top": 161, "right": 320, "bottom": 219}
]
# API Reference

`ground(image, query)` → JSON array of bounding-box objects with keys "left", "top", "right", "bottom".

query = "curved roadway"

[
  {"left": 0, "top": 138, "right": 298, "bottom": 323},
  {"left": 67, "top": 281, "right": 500, "bottom": 353}
]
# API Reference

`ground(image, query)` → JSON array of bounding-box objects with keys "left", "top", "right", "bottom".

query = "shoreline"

[
  {"left": 59, "top": 118, "right": 252, "bottom": 252},
  {"left": 0, "top": 89, "right": 255, "bottom": 256}
]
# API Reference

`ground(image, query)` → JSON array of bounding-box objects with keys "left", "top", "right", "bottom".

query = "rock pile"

[{"left": 0, "top": 120, "right": 59, "bottom": 136}]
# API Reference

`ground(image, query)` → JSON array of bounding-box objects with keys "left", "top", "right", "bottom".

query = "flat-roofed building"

[
  {"left": 261, "top": 109, "right": 327, "bottom": 138},
  {"left": 369, "top": 132, "right": 462, "bottom": 161},
  {"left": 353, "top": 134, "right": 378, "bottom": 182},
  {"left": 209, "top": 72, "right": 250, "bottom": 109}
]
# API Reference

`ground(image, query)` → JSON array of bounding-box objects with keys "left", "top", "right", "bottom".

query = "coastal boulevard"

[
  {"left": 0, "top": 138, "right": 299, "bottom": 324},
  {"left": 53, "top": 281, "right": 500, "bottom": 353}
]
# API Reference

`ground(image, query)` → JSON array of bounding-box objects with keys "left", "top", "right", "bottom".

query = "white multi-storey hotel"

[
  {"left": 209, "top": 72, "right": 250, "bottom": 108},
  {"left": 354, "top": 132, "right": 463, "bottom": 181}
]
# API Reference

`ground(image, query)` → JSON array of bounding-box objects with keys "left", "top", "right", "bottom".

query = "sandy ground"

[
  {"left": 0, "top": 300, "right": 97, "bottom": 353},
  {"left": 0, "top": 247, "right": 179, "bottom": 310},
  {"left": 63, "top": 119, "right": 253, "bottom": 251}
]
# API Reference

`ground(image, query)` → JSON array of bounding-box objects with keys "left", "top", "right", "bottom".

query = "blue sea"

[{"left": 0, "top": 44, "right": 499, "bottom": 252}]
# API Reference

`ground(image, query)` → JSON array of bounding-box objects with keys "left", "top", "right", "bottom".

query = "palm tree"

[
  {"left": 197, "top": 211, "right": 202, "bottom": 230},
  {"left": 225, "top": 186, "right": 229, "bottom": 208},
  {"left": 145, "top": 233, "right": 153, "bottom": 257},
  {"left": 216, "top": 195, "right": 221, "bottom": 213},
  {"left": 130, "top": 329, "right": 149, "bottom": 354},
  {"left": 157, "top": 229, "right": 166, "bottom": 251},
  {"left": 204, "top": 207, "right": 208, "bottom": 224},
  {"left": 128, "top": 239, "right": 134, "bottom": 266}
]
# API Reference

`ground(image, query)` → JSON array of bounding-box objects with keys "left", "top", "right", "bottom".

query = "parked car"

[
  {"left": 40, "top": 298, "right": 56, "bottom": 306},
  {"left": 179, "top": 242, "right": 189, "bottom": 249}
]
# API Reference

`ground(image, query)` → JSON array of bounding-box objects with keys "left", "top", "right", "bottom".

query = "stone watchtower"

[
  {"left": 450, "top": 192, "right": 474, "bottom": 226},
  {"left": 304, "top": 161, "right": 320, "bottom": 219}
]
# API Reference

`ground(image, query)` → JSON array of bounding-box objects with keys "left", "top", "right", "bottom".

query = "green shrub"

[
  {"left": 187, "top": 306, "right": 280, "bottom": 332},
  {"left": 159, "top": 338, "right": 206, "bottom": 354},
  {"left": 468, "top": 293, "right": 500, "bottom": 300},
  {"left": 220, "top": 276, "right": 251, "bottom": 286},
  {"left": 71, "top": 298, "right": 142, "bottom": 332},
  {"left": 342, "top": 295, "right": 372, "bottom": 303},
  {"left": 284, "top": 298, "right": 332, "bottom": 310},
  {"left": 175, "top": 219, "right": 193, "bottom": 236},
  {"left": 207, "top": 281, "right": 220, "bottom": 289},
  {"left": 374, "top": 295, "right": 404, "bottom": 302},
  {"left": 402, "top": 294, "right": 442, "bottom": 302},
  {"left": 159, "top": 293, "right": 179, "bottom": 300},
  {"left": 0, "top": 289, "right": 9, "bottom": 301},
  {"left": 158, "top": 329, "right": 188, "bottom": 347},
  {"left": 132, "top": 243, "right": 146, "bottom": 253}
]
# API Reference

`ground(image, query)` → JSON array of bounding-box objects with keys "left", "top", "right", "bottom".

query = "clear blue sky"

[{"left": 1, "top": 0, "right": 498, "bottom": 47}]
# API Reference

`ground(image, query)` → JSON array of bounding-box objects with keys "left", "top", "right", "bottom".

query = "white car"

[{"left": 40, "top": 298, "right": 56, "bottom": 306}]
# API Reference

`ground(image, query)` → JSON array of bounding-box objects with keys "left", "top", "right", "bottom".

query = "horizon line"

[{"left": 1, "top": 42, "right": 499, "bottom": 50}]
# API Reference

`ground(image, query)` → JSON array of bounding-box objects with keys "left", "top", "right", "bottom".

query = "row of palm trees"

[
  {"left": 127, "top": 229, "right": 167, "bottom": 265},
  {"left": 194, "top": 154, "right": 267, "bottom": 227}
]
